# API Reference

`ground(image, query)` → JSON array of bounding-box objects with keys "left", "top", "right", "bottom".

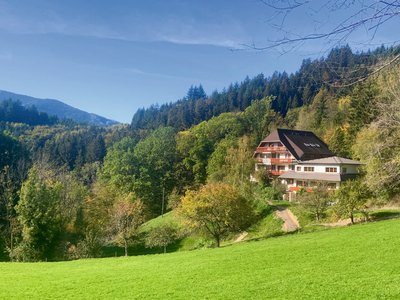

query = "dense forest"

[
  {"left": 0, "top": 100, "right": 58, "bottom": 126},
  {"left": 131, "top": 45, "right": 399, "bottom": 130},
  {"left": 1, "top": 45, "right": 400, "bottom": 261}
]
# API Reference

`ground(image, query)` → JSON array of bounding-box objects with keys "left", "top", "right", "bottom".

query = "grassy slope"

[
  {"left": 246, "top": 209, "right": 284, "bottom": 239},
  {"left": 1, "top": 219, "right": 400, "bottom": 299}
]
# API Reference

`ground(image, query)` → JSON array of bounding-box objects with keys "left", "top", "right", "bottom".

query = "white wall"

[{"left": 296, "top": 164, "right": 359, "bottom": 174}]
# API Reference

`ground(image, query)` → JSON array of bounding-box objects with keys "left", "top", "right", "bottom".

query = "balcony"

[
  {"left": 269, "top": 170, "right": 285, "bottom": 176},
  {"left": 256, "top": 157, "right": 293, "bottom": 165},
  {"left": 270, "top": 158, "right": 293, "bottom": 164},
  {"left": 256, "top": 146, "right": 287, "bottom": 153}
]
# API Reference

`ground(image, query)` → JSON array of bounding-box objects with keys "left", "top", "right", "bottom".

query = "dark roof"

[
  {"left": 279, "top": 171, "right": 359, "bottom": 182},
  {"left": 261, "top": 128, "right": 334, "bottom": 161}
]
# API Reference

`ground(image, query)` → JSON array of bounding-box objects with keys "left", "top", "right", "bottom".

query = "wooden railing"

[
  {"left": 270, "top": 170, "right": 285, "bottom": 176},
  {"left": 256, "top": 146, "right": 287, "bottom": 152},
  {"left": 255, "top": 158, "right": 293, "bottom": 164},
  {"left": 270, "top": 158, "right": 293, "bottom": 164}
]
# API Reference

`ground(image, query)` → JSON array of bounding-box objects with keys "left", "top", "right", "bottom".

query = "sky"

[{"left": 0, "top": 0, "right": 398, "bottom": 123}]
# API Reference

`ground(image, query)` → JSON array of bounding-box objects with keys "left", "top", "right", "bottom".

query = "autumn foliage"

[{"left": 178, "top": 182, "right": 254, "bottom": 247}]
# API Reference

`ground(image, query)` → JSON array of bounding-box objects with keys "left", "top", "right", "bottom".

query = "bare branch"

[{"left": 249, "top": 1, "right": 400, "bottom": 51}]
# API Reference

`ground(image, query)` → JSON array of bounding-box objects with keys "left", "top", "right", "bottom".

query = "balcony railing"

[
  {"left": 255, "top": 158, "right": 293, "bottom": 164},
  {"left": 269, "top": 170, "right": 285, "bottom": 176},
  {"left": 270, "top": 158, "right": 293, "bottom": 164},
  {"left": 256, "top": 146, "right": 287, "bottom": 152}
]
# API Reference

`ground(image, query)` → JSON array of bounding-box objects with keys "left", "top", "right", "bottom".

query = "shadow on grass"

[
  {"left": 369, "top": 210, "right": 400, "bottom": 221},
  {"left": 269, "top": 200, "right": 291, "bottom": 209},
  {"left": 101, "top": 238, "right": 185, "bottom": 258}
]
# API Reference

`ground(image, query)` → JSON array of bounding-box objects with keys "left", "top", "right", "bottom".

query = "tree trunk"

[
  {"left": 350, "top": 213, "right": 354, "bottom": 224},
  {"left": 124, "top": 239, "right": 128, "bottom": 257},
  {"left": 10, "top": 229, "right": 13, "bottom": 262},
  {"left": 163, "top": 245, "right": 166, "bottom": 254},
  {"left": 215, "top": 235, "right": 220, "bottom": 247}
]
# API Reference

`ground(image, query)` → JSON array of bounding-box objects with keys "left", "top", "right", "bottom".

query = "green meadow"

[{"left": 1, "top": 219, "right": 399, "bottom": 299}]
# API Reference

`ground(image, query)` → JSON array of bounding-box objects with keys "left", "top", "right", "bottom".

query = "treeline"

[{"left": 131, "top": 45, "right": 399, "bottom": 130}]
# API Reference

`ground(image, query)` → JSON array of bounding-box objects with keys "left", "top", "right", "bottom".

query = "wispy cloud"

[
  {"left": 0, "top": 2, "right": 247, "bottom": 48},
  {"left": 155, "top": 35, "right": 239, "bottom": 48},
  {"left": 149, "top": 16, "right": 246, "bottom": 48},
  {"left": 125, "top": 67, "right": 199, "bottom": 82}
]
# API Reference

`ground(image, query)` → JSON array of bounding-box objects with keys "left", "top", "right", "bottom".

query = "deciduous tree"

[
  {"left": 133, "top": 127, "right": 177, "bottom": 215},
  {"left": 178, "top": 183, "right": 254, "bottom": 247},
  {"left": 111, "top": 194, "right": 146, "bottom": 256},
  {"left": 15, "top": 167, "right": 63, "bottom": 261},
  {"left": 298, "top": 185, "right": 331, "bottom": 221},
  {"left": 145, "top": 224, "right": 177, "bottom": 253},
  {"left": 334, "top": 180, "right": 372, "bottom": 224}
]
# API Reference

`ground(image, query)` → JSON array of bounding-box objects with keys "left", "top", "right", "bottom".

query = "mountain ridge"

[{"left": 0, "top": 90, "right": 118, "bottom": 126}]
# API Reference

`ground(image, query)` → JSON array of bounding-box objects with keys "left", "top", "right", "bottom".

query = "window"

[
  {"left": 296, "top": 166, "right": 302, "bottom": 171},
  {"left": 342, "top": 167, "right": 347, "bottom": 174},
  {"left": 326, "top": 167, "right": 337, "bottom": 173},
  {"left": 304, "top": 167, "right": 314, "bottom": 172},
  {"left": 287, "top": 179, "right": 294, "bottom": 184},
  {"left": 289, "top": 165, "right": 295, "bottom": 171},
  {"left": 278, "top": 166, "right": 285, "bottom": 171}
]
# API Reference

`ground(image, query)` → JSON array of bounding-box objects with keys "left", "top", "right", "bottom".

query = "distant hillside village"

[{"left": 253, "top": 129, "right": 362, "bottom": 200}]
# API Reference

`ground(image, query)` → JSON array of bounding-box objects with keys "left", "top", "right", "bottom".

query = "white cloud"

[{"left": 125, "top": 67, "right": 199, "bottom": 82}]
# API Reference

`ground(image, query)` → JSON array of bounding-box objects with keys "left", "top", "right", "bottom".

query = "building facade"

[
  {"left": 279, "top": 156, "right": 362, "bottom": 192},
  {"left": 254, "top": 128, "right": 361, "bottom": 193}
]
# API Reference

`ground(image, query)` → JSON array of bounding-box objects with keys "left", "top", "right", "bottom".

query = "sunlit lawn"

[{"left": 1, "top": 219, "right": 399, "bottom": 299}]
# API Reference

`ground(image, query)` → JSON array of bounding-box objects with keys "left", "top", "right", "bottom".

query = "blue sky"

[{"left": 0, "top": 0, "right": 398, "bottom": 123}]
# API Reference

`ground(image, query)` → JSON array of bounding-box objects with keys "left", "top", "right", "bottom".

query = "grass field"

[{"left": 1, "top": 219, "right": 399, "bottom": 299}]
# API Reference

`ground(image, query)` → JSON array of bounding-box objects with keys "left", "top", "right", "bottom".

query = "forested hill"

[
  {"left": 0, "top": 90, "right": 118, "bottom": 126},
  {"left": 0, "top": 100, "right": 58, "bottom": 126},
  {"left": 131, "top": 45, "right": 399, "bottom": 130}
]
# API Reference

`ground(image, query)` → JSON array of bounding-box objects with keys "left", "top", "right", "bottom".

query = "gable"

[{"left": 261, "top": 128, "right": 334, "bottom": 161}]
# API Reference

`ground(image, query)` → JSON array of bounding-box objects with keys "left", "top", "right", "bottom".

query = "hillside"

[
  {"left": 0, "top": 90, "right": 118, "bottom": 126},
  {"left": 1, "top": 219, "right": 399, "bottom": 299},
  {"left": 131, "top": 45, "right": 399, "bottom": 130}
]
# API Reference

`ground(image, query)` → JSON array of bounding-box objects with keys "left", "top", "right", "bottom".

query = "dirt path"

[
  {"left": 320, "top": 219, "right": 352, "bottom": 227},
  {"left": 275, "top": 207, "right": 300, "bottom": 232},
  {"left": 234, "top": 231, "right": 248, "bottom": 242}
]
